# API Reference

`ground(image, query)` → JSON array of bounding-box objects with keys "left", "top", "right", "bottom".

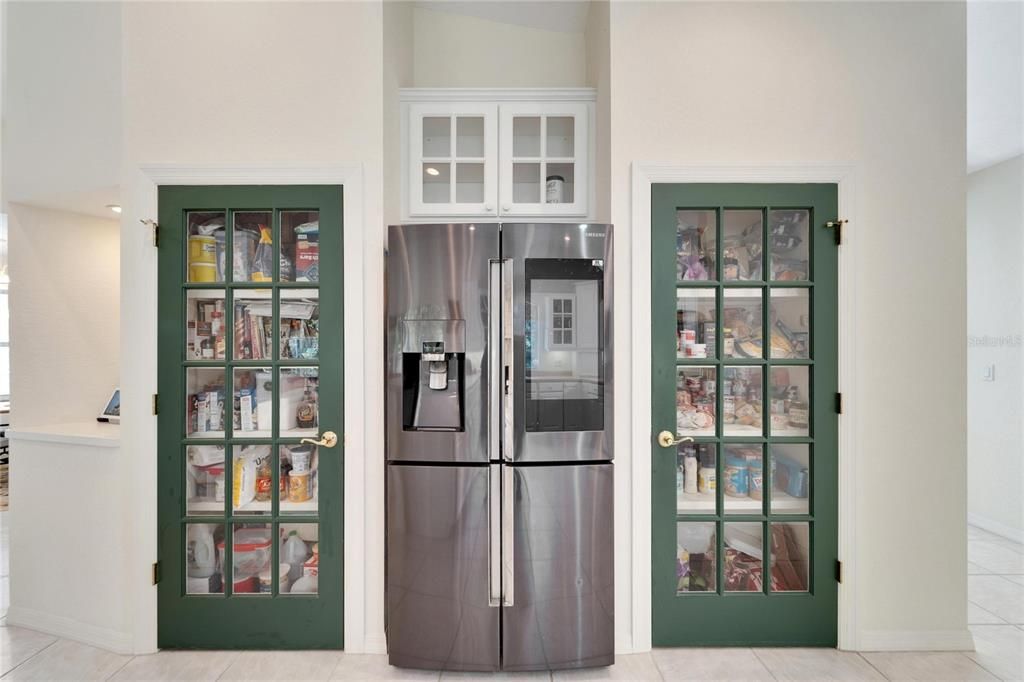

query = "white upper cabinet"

[
  {"left": 408, "top": 101, "right": 499, "bottom": 217},
  {"left": 403, "top": 90, "right": 594, "bottom": 220},
  {"left": 498, "top": 101, "right": 590, "bottom": 217}
]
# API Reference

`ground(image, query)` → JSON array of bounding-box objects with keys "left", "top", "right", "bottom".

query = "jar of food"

[
  {"left": 289, "top": 472, "right": 313, "bottom": 502},
  {"left": 724, "top": 454, "right": 749, "bottom": 497},
  {"left": 789, "top": 401, "right": 809, "bottom": 429},
  {"left": 545, "top": 175, "right": 565, "bottom": 203},
  {"left": 723, "top": 328, "right": 735, "bottom": 356},
  {"left": 748, "top": 458, "right": 763, "bottom": 500}
]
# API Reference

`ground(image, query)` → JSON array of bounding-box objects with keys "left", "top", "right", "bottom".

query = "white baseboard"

[
  {"left": 968, "top": 513, "right": 1024, "bottom": 544},
  {"left": 6, "top": 606, "right": 133, "bottom": 655},
  {"left": 363, "top": 634, "right": 388, "bottom": 655},
  {"left": 857, "top": 629, "right": 975, "bottom": 652}
]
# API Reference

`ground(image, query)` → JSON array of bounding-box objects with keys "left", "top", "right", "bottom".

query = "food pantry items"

[
  {"left": 294, "top": 221, "right": 319, "bottom": 282},
  {"left": 676, "top": 216, "right": 715, "bottom": 281},
  {"left": 676, "top": 369, "right": 716, "bottom": 433},
  {"left": 187, "top": 524, "right": 218, "bottom": 578},
  {"left": 218, "top": 527, "right": 272, "bottom": 594},
  {"left": 282, "top": 530, "right": 311, "bottom": 583},
  {"left": 188, "top": 216, "right": 225, "bottom": 282},
  {"left": 774, "top": 453, "right": 809, "bottom": 498},
  {"left": 260, "top": 563, "right": 291, "bottom": 594},
  {"left": 233, "top": 446, "right": 272, "bottom": 509},
  {"left": 188, "top": 298, "right": 226, "bottom": 359},
  {"left": 698, "top": 448, "right": 716, "bottom": 494},
  {"left": 189, "top": 389, "right": 224, "bottom": 435},
  {"left": 679, "top": 445, "right": 699, "bottom": 494},
  {"left": 291, "top": 544, "right": 320, "bottom": 593}
]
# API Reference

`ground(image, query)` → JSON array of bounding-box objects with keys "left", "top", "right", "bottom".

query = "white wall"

[
  {"left": 608, "top": 1, "right": 968, "bottom": 649},
  {"left": 412, "top": 6, "right": 586, "bottom": 87},
  {"left": 585, "top": 1, "right": 610, "bottom": 222},
  {"left": 1, "top": 1, "right": 120, "bottom": 217},
  {"left": 967, "top": 154, "right": 1024, "bottom": 542},
  {"left": 384, "top": 1, "right": 415, "bottom": 226},
  {"left": 119, "top": 0, "right": 385, "bottom": 653},
  {"left": 8, "top": 203, "right": 119, "bottom": 427}
]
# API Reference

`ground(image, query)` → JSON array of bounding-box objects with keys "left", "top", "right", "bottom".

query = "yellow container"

[
  {"left": 188, "top": 235, "right": 217, "bottom": 265},
  {"left": 189, "top": 262, "right": 218, "bottom": 282}
]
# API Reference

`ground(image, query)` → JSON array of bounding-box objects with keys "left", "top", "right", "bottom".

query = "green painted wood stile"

[
  {"left": 158, "top": 185, "right": 343, "bottom": 649},
  {"left": 651, "top": 184, "right": 838, "bottom": 646}
]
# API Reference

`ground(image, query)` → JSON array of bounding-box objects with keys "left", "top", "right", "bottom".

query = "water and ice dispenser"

[{"left": 401, "top": 320, "right": 465, "bottom": 432}]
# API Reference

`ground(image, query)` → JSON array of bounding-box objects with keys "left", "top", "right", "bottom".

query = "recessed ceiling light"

[
  {"left": 425, "top": 167, "right": 440, "bottom": 177},
  {"left": 107, "top": 204, "right": 122, "bottom": 214}
]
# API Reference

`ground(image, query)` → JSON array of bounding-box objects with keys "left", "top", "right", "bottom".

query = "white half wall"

[
  {"left": 608, "top": 1, "right": 968, "bottom": 651},
  {"left": 967, "top": 154, "right": 1024, "bottom": 543},
  {"left": 8, "top": 203, "right": 119, "bottom": 427}
]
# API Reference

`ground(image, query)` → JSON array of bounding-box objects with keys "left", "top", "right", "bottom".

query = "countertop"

[{"left": 9, "top": 421, "right": 120, "bottom": 447}]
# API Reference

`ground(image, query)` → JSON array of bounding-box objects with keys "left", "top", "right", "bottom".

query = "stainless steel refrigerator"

[{"left": 385, "top": 223, "right": 614, "bottom": 672}]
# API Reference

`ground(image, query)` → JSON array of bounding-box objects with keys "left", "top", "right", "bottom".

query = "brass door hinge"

[
  {"left": 836, "top": 559, "right": 842, "bottom": 583},
  {"left": 826, "top": 219, "right": 847, "bottom": 245},
  {"left": 835, "top": 392, "right": 843, "bottom": 414},
  {"left": 141, "top": 219, "right": 159, "bottom": 247},
  {"left": 152, "top": 561, "right": 161, "bottom": 585},
  {"left": 153, "top": 394, "right": 159, "bottom": 416}
]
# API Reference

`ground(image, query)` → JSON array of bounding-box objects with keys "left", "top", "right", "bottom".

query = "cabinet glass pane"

[
  {"left": 280, "top": 445, "right": 318, "bottom": 515},
  {"left": 455, "top": 116, "right": 484, "bottom": 157},
  {"left": 723, "top": 366, "right": 763, "bottom": 436},
  {"left": 186, "top": 290, "right": 226, "bottom": 360},
  {"left": 723, "top": 445, "right": 764, "bottom": 515},
  {"left": 677, "top": 522, "right": 716, "bottom": 594},
  {"left": 186, "top": 523, "right": 224, "bottom": 594},
  {"left": 677, "top": 443, "right": 717, "bottom": 514},
  {"left": 676, "top": 288, "right": 716, "bottom": 360},
  {"left": 233, "top": 367, "right": 273, "bottom": 438},
  {"left": 770, "top": 444, "right": 810, "bottom": 514},
  {"left": 187, "top": 368, "right": 226, "bottom": 438},
  {"left": 455, "top": 163, "right": 484, "bottom": 204},
  {"left": 281, "top": 523, "right": 319, "bottom": 595},
  {"left": 280, "top": 289, "right": 319, "bottom": 360},
  {"left": 233, "top": 290, "right": 273, "bottom": 360},
  {"left": 524, "top": 259, "right": 604, "bottom": 432},
  {"left": 770, "top": 522, "right": 810, "bottom": 592},
  {"left": 280, "top": 367, "right": 319, "bottom": 437},
  {"left": 513, "top": 163, "right": 541, "bottom": 203},
  {"left": 512, "top": 116, "right": 541, "bottom": 157},
  {"left": 770, "top": 289, "right": 810, "bottom": 359},
  {"left": 186, "top": 445, "right": 226, "bottom": 516},
  {"left": 228, "top": 523, "right": 272, "bottom": 595},
  {"left": 422, "top": 116, "right": 451, "bottom": 157},
  {"left": 187, "top": 211, "right": 225, "bottom": 283},
  {"left": 282, "top": 211, "right": 319, "bottom": 283},
  {"left": 233, "top": 211, "right": 273, "bottom": 283},
  {"left": 722, "top": 288, "right": 763, "bottom": 359},
  {"left": 724, "top": 522, "right": 764, "bottom": 592},
  {"left": 423, "top": 163, "right": 451, "bottom": 204},
  {"left": 231, "top": 445, "right": 273, "bottom": 515},
  {"left": 545, "top": 162, "right": 574, "bottom": 204},
  {"left": 769, "top": 210, "right": 810, "bottom": 281},
  {"left": 676, "top": 366, "right": 716, "bottom": 437},
  {"left": 723, "top": 210, "right": 763, "bottom": 281},
  {"left": 676, "top": 210, "right": 716, "bottom": 281},
  {"left": 546, "top": 116, "right": 575, "bottom": 158},
  {"left": 769, "top": 366, "right": 809, "bottom": 437}
]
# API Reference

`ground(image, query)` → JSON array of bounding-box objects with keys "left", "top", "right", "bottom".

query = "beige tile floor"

[{"left": 0, "top": 513, "right": 1021, "bottom": 681}]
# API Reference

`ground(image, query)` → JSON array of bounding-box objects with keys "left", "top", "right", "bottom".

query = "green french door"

[
  {"left": 651, "top": 184, "right": 838, "bottom": 646},
  {"left": 157, "top": 185, "right": 343, "bottom": 648}
]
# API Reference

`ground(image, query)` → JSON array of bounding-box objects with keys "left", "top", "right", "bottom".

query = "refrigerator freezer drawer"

[
  {"left": 502, "top": 463, "right": 614, "bottom": 671},
  {"left": 387, "top": 464, "right": 500, "bottom": 671}
]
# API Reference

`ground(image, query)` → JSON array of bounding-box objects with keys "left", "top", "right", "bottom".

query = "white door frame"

[
  {"left": 124, "top": 164, "right": 381, "bottom": 654},
  {"left": 629, "top": 162, "right": 860, "bottom": 650}
]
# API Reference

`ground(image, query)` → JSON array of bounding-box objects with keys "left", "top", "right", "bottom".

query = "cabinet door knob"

[
  {"left": 502, "top": 205, "right": 510, "bottom": 212},
  {"left": 485, "top": 204, "right": 493, "bottom": 212}
]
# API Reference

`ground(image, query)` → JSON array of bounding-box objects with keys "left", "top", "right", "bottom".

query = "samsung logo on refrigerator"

[{"left": 584, "top": 232, "right": 605, "bottom": 238}]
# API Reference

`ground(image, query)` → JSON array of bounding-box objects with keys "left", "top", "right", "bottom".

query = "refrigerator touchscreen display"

[{"left": 524, "top": 258, "right": 605, "bottom": 432}]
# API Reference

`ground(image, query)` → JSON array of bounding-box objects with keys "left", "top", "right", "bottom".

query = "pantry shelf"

[
  {"left": 677, "top": 491, "right": 807, "bottom": 514},
  {"left": 187, "top": 499, "right": 318, "bottom": 514}
]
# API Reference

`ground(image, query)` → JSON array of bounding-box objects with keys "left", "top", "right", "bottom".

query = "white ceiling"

[
  {"left": 967, "top": 0, "right": 1024, "bottom": 173},
  {"left": 415, "top": 0, "right": 591, "bottom": 34}
]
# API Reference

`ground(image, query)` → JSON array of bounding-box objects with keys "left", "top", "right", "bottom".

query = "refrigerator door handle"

[
  {"left": 502, "top": 464, "right": 514, "bottom": 606},
  {"left": 488, "top": 463, "right": 502, "bottom": 607},
  {"left": 501, "top": 259, "right": 514, "bottom": 463},
  {"left": 488, "top": 260, "right": 501, "bottom": 463}
]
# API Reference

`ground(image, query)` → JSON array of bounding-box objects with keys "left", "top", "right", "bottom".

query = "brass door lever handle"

[
  {"left": 657, "top": 431, "right": 694, "bottom": 448},
  {"left": 300, "top": 431, "right": 339, "bottom": 448}
]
